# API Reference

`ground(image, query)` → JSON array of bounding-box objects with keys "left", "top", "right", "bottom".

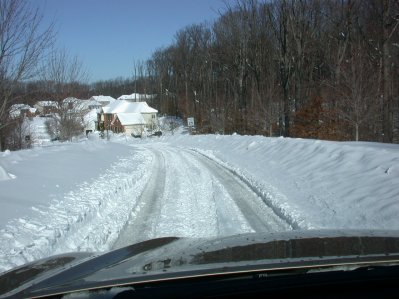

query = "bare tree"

[
  {"left": 41, "top": 48, "right": 89, "bottom": 141},
  {"left": 367, "top": 0, "right": 399, "bottom": 142},
  {"left": 41, "top": 48, "right": 88, "bottom": 90},
  {"left": 6, "top": 113, "right": 34, "bottom": 150},
  {"left": 0, "top": 0, "right": 54, "bottom": 150},
  {"left": 331, "top": 45, "right": 379, "bottom": 141},
  {"left": 120, "top": 0, "right": 398, "bottom": 142}
]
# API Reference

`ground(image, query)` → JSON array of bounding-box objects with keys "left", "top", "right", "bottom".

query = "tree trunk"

[
  {"left": 0, "top": 129, "right": 3, "bottom": 151},
  {"left": 382, "top": 0, "right": 395, "bottom": 143},
  {"left": 393, "top": 96, "right": 399, "bottom": 143},
  {"left": 355, "top": 123, "right": 359, "bottom": 141},
  {"left": 382, "top": 35, "right": 392, "bottom": 142}
]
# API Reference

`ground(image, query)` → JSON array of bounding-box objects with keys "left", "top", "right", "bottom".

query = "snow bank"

[
  {"left": 166, "top": 135, "right": 399, "bottom": 230},
  {"left": 0, "top": 140, "right": 153, "bottom": 273},
  {"left": 0, "top": 165, "right": 11, "bottom": 181}
]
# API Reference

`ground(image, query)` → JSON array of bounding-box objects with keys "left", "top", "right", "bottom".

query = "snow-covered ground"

[
  {"left": 167, "top": 135, "right": 399, "bottom": 230},
  {"left": 0, "top": 128, "right": 399, "bottom": 273}
]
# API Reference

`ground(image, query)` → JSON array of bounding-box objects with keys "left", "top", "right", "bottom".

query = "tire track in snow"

[
  {"left": 112, "top": 149, "right": 166, "bottom": 249},
  {"left": 113, "top": 144, "right": 291, "bottom": 249},
  {"left": 158, "top": 146, "right": 253, "bottom": 237},
  {"left": 188, "top": 148, "right": 303, "bottom": 230},
  {"left": 178, "top": 149, "right": 291, "bottom": 232}
]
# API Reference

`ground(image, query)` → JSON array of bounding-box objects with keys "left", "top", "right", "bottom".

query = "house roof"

[
  {"left": 116, "top": 113, "right": 146, "bottom": 125},
  {"left": 102, "top": 100, "right": 157, "bottom": 114},
  {"left": 10, "top": 104, "right": 31, "bottom": 111},
  {"left": 63, "top": 97, "right": 79, "bottom": 103},
  {"left": 87, "top": 99, "right": 102, "bottom": 107},
  {"left": 9, "top": 104, "right": 35, "bottom": 118},
  {"left": 90, "top": 95, "right": 116, "bottom": 103},
  {"left": 117, "top": 93, "right": 155, "bottom": 101},
  {"left": 36, "top": 100, "right": 57, "bottom": 107}
]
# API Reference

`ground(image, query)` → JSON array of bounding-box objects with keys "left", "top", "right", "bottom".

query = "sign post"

[
  {"left": 187, "top": 117, "right": 195, "bottom": 127},
  {"left": 187, "top": 117, "right": 195, "bottom": 134}
]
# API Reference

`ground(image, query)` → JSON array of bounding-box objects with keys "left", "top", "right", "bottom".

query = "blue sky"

[{"left": 36, "top": 0, "right": 231, "bottom": 83}]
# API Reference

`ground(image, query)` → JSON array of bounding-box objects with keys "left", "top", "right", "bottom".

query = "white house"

[
  {"left": 114, "top": 113, "right": 146, "bottom": 136},
  {"left": 100, "top": 100, "right": 158, "bottom": 135},
  {"left": 34, "top": 101, "right": 58, "bottom": 115},
  {"left": 9, "top": 104, "right": 37, "bottom": 118},
  {"left": 84, "top": 109, "right": 99, "bottom": 134}
]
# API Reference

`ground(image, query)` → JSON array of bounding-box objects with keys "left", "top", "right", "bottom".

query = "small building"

[
  {"left": 114, "top": 113, "right": 146, "bottom": 136},
  {"left": 99, "top": 100, "right": 158, "bottom": 135},
  {"left": 34, "top": 101, "right": 58, "bottom": 115},
  {"left": 84, "top": 109, "right": 99, "bottom": 135},
  {"left": 9, "top": 104, "right": 37, "bottom": 119}
]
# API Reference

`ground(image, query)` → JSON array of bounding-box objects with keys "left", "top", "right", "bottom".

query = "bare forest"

[{"left": 132, "top": 0, "right": 399, "bottom": 142}]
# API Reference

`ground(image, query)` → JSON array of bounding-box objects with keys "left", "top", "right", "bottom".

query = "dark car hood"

[{"left": 2, "top": 229, "right": 399, "bottom": 298}]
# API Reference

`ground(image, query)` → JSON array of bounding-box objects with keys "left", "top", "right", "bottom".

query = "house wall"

[
  {"left": 103, "top": 113, "right": 113, "bottom": 129},
  {"left": 124, "top": 124, "right": 144, "bottom": 136},
  {"left": 85, "top": 119, "right": 96, "bottom": 131},
  {"left": 110, "top": 117, "right": 124, "bottom": 133},
  {"left": 142, "top": 113, "right": 157, "bottom": 130}
]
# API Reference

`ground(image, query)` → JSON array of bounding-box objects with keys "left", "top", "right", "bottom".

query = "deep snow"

[
  {"left": 0, "top": 128, "right": 399, "bottom": 273},
  {"left": 167, "top": 135, "right": 399, "bottom": 230}
]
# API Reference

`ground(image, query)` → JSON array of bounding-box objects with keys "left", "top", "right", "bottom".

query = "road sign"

[{"left": 187, "top": 117, "right": 195, "bottom": 127}]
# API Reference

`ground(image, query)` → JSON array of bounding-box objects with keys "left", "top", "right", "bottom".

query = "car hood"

[{"left": 2, "top": 229, "right": 399, "bottom": 298}]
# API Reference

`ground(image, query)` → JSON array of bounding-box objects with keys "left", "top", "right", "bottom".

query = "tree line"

[{"left": 143, "top": 0, "right": 398, "bottom": 142}]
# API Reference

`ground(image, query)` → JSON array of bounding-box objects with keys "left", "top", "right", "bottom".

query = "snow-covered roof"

[
  {"left": 10, "top": 104, "right": 30, "bottom": 111},
  {"left": 102, "top": 100, "right": 157, "bottom": 114},
  {"left": 36, "top": 100, "right": 57, "bottom": 107},
  {"left": 90, "top": 95, "right": 116, "bottom": 104},
  {"left": 116, "top": 113, "right": 146, "bottom": 126},
  {"left": 63, "top": 97, "right": 79, "bottom": 103},
  {"left": 117, "top": 93, "right": 155, "bottom": 101},
  {"left": 60, "top": 98, "right": 91, "bottom": 111},
  {"left": 87, "top": 99, "right": 102, "bottom": 107},
  {"left": 9, "top": 104, "right": 36, "bottom": 118}
]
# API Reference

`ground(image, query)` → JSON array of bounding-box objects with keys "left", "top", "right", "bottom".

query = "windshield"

[{"left": 0, "top": 0, "right": 398, "bottom": 287}]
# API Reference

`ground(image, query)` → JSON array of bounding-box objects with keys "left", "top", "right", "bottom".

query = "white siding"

[
  {"left": 142, "top": 113, "right": 157, "bottom": 129},
  {"left": 124, "top": 124, "right": 144, "bottom": 136}
]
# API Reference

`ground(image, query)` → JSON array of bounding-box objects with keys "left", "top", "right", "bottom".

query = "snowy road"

[{"left": 112, "top": 145, "right": 291, "bottom": 249}]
